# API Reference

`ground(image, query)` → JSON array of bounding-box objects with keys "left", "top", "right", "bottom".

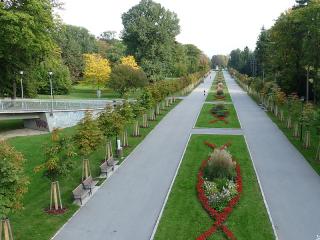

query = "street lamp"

[
  {"left": 48, "top": 71, "right": 54, "bottom": 116},
  {"left": 19, "top": 71, "right": 24, "bottom": 99},
  {"left": 300, "top": 96, "right": 305, "bottom": 141}
]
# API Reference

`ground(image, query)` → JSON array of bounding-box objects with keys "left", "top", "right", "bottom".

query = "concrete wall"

[{"left": 24, "top": 110, "right": 102, "bottom": 132}]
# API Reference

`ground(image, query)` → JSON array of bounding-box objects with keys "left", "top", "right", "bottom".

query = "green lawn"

[
  {"left": 206, "top": 84, "right": 232, "bottom": 102},
  {"left": 38, "top": 84, "right": 121, "bottom": 100},
  {"left": 0, "top": 119, "right": 24, "bottom": 133},
  {"left": 195, "top": 103, "right": 241, "bottom": 128},
  {"left": 154, "top": 135, "right": 275, "bottom": 240},
  {"left": 8, "top": 100, "right": 180, "bottom": 240},
  {"left": 240, "top": 85, "right": 320, "bottom": 176}
]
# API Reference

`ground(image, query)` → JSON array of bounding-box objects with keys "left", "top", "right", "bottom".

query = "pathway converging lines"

[
  {"left": 52, "top": 72, "right": 215, "bottom": 240},
  {"left": 224, "top": 71, "right": 320, "bottom": 240}
]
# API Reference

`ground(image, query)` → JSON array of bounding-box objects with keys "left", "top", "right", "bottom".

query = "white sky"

[{"left": 58, "top": 0, "right": 296, "bottom": 57}]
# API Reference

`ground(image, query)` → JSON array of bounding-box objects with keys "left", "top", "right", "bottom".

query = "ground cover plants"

[
  {"left": 154, "top": 135, "right": 275, "bottom": 240},
  {"left": 195, "top": 103, "right": 240, "bottom": 129}
]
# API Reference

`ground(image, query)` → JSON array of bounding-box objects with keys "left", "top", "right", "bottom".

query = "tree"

[
  {"left": 108, "top": 64, "right": 148, "bottom": 96},
  {"left": 83, "top": 53, "right": 111, "bottom": 95},
  {"left": 34, "top": 129, "right": 76, "bottom": 212},
  {"left": 117, "top": 101, "right": 135, "bottom": 147},
  {"left": 211, "top": 55, "right": 228, "bottom": 69},
  {"left": 0, "top": 141, "right": 28, "bottom": 240},
  {"left": 74, "top": 112, "right": 103, "bottom": 180},
  {"left": 122, "top": 0, "right": 180, "bottom": 80},
  {"left": 74, "top": 112, "right": 103, "bottom": 157},
  {"left": 0, "top": 0, "right": 57, "bottom": 98},
  {"left": 120, "top": 55, "right": 139, "bottom": 69},
  {"left": 55, "top": 24, "right": 98, "bottom": 81}
]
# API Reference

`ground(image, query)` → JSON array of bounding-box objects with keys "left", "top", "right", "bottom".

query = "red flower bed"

[
  {"left": 45, "top": 207, "right": 68, "bottom": 215},
  {"left": 196, "top": 142, "right": 243, "bottom": 240}
]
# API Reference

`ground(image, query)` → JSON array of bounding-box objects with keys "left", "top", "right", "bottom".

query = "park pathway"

[
  {"left": 224, "top": 71, "right": 320, "bottom": 240},
  {"left": 52, "top": 72, "right": 215, "bottom": 240}
]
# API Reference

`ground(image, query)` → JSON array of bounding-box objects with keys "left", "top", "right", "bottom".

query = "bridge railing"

[{"left": 0, "top": 99, "right": 124, "bottom": 113}]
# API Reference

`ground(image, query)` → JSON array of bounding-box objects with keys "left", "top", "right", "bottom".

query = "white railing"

[{"left": 0, "top": 99, "right": 124, "bottom": 113}]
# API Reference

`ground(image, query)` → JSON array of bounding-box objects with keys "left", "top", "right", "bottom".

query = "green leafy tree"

[
  {"left": 108, "top": 64, "right": 148, "bottom": 96},
  {"left": 0, "top": 141, "right": 28, "bottom": 219},
  {"left": 74, "top": 111, "right": 103, "bottom": 157},
  {"left": 122, "top": 0, "right": 180, "bottom": 80},
  {"left": 0, "top": 0, "right": 57, "bottom": 98}
]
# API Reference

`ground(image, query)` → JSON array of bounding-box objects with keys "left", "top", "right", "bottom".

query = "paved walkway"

[
  {"left": 192, "top": 128, "right": 243, "bottom": 135},
  {"left": 224, "top": 71, "right": 320, "bottom": 240},
  {"left": 52, "top": 72, "right": 215, "bottom": 240}
]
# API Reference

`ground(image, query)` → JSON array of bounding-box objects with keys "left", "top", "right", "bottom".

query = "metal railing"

[{"left": 0, "top": 99, "right": 124, "bottom": 113}]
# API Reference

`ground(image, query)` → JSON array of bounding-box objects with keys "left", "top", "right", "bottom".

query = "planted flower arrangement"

[
  {"left": 197, "top": 142, "right": 243, "bottom": 240},
  {"left": 210, "top": 104, "right": 229, "bottom": 124}
]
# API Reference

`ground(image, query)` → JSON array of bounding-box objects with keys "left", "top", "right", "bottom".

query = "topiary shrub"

[
  {"left": 203, "top": 149, "right": 236, "bottom": 180},
  {"left": 217, "top": 82, "right": 224, "bottom": 89},
  {"left": 216, "top": 87, "right": 224, "bottom": 96}
]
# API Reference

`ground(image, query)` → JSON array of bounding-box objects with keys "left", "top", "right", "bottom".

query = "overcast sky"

[{"left": 58, "top": 0, "right": 296, "bottom": 57}]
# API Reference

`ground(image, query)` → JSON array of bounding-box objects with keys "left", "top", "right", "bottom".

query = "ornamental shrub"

[
  {"left": 204, "top": 149, "right": 235, "bottom": 180},
  {"left": 0, "top": 141, "right": 29, "bottom": 218},
  {"left": 216, "top": 87, "right": 224, "bottom": 96}
]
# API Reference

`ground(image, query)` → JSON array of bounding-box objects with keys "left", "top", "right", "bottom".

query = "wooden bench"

[
  {"left": 107, "top": 158, "right": 119, "bottom": 169},
  {"left": 82, "top": 176, "right": 98, "bottom": 192},
  {"left": 72, "top": 176, "right": 98, "bottom": 205},
  {"left": 100, "top": 158, "right": 119, "bottom": 177},
  {"left": 72, "top": 184, "right": 90, "bottom": 205}
]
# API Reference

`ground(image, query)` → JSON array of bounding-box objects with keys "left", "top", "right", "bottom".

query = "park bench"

[
  {"left": 100, "top": 158, "right": 119, "bottom": 177},
  {"left": 72, "top": 176, "right": 98, "bottom": 205}
]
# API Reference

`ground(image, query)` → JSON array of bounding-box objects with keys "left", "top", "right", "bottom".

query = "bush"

[
  {"left": 204, "top": 149, "right": 235, "bottom": 180},
  {"left": 217, "top": 82, "right": 224, "bottom": 89},
  {"left": 216, "top": 87, "right": 224, "bottom": 96},
  {"left": 108, "top": 64, "right": 148, "bottom": 96}
]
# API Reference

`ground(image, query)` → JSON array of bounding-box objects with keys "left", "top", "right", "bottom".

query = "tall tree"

[
  {"left": 122, "top": 0, "right": 180, "bottom": 80},
  {"left": 0, "top": 0, "right": 57, "bottom": 98}
]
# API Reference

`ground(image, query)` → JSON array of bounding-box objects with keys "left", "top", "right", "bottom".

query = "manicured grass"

[
  {"left": 206, "top": 84, "right": 232, "bottom": 102},
  {"left": 154, "top": 135, "right": 275, "bottom": 240},
  {"left": 0, "top": 119, "right": 24, "bottom": 133},
  {"left": 8, "top": 100, "right": 181, "bottom": 240},
  {"left": 38, "top": 84, "right": 121, "bottom": 100},
  {"left": 267, "top": 107, "right": 320, "bottom": 175},
  {"left": 195, "top": 103, "right": 241, "bottom": 129},
  {"left": 241, "top": 86, "right": 320, "bottom": 176}
]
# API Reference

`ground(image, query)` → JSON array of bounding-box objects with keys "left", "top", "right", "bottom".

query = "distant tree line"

[
  {"left": 0, "top": 0, "right": 210, "bottom": 98},
  {"left": 228, "top": 0, "right": 320, "bottom": 103}
]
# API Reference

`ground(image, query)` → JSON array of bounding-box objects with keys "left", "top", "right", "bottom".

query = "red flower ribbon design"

[{"left": 196, "top": 142, "right": 243, "bottom": 240}]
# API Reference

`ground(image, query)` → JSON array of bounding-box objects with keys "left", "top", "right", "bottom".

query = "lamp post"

[
  {"left": 300, "top": 96, "right": 305, "bottom": 141},
  {"left": 19, "top": 71, "right": 24, "bottom": 99},
  {"left": 49, "top": 71, "right": 54, "bottom": 116}
]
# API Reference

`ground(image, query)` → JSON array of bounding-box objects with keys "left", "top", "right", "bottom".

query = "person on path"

[{"left": 204, "top": 90, "right": 206, "bottom": 96}]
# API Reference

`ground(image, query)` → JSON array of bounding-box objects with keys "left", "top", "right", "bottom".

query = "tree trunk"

[
  {"left": 12, "top": 81, "right": 16, "bottom": 99},
  {"left": 156, "top": 104, "right": 161, "bottom": 115},
  {"left": 142, "top": 114, "right": 148, "bottom": 128},
  {"left": 149, "top": 109, "right": 156, "bottom": 121},
  {"left": 293, "top": 122, "right": 299, "bottom": 138},
  {"left": 279, "top": 109, "right": 284, "bottom": 122},
  {"left": 50, "top": 181, "right": 63, "bottom": 211},
  {"left": 1, "top": 218, "right": 14, "bottom": 240},
  {"left": 304, "top": 130, "right": 311, "bottom": 149},
  {"left": 82, "top": 159, "right": 91, "bottom": 181},
  {"left": 122, "top": 129, "right": 129, "bottom": 147},
  {"left": 286, "top": 116, "right": 292, "bottom": 129},
  {"left": 316, "top": 139, "right": 320, "bottom": 162},
  {"left": 132, "top": 121, "right": 140, "bottom": 137}
]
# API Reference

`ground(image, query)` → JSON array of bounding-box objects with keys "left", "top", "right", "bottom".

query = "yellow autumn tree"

[
  {"left": 83, "top": 54, "right": 111, "bottom": 90},
  {"left": 120, "top": 55, "right": 139, "bottom": 69}
]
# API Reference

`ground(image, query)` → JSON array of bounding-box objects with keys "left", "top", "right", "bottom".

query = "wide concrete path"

[
  {"left": 224, "top": 71, "right": 320, "bottom": 240},
  {"left": 52, "top": 72, "right": 215, "bottom": 240}
]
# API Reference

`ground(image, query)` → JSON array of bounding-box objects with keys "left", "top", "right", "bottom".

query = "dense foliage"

[
  {"left": 0, "top": 141, "right": 28, "bottom": 218},
  {"left": 229, "top": 0, "right": 320, "bottom": 102}
]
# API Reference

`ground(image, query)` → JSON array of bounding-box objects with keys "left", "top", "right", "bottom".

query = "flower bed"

[{"left": 196, "top": 142, "right": 243, "bottom": 240}]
